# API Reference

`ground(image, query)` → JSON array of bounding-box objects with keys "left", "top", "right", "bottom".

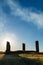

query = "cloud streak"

[
  {"left": 0, "top": 8, "right": 6, "bottom": 33},
  {"left": 7, "top": 0, "right": 43, "bottom": 28}
]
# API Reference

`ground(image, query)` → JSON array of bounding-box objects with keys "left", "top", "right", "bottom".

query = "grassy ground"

[{"left": 0, "top": 53, "right": 43, "bottom": 65}]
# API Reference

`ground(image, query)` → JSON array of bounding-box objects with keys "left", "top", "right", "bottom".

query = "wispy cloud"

[
  {"left": 7, "top": 0, "right": 43, "bottom": 28},
  {"left": 0, "top": 8, "right": 6, "bottom": 33}
]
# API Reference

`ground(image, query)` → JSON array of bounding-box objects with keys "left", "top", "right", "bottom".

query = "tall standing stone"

[
  {"left": 22, "top": 43, "right": 25, "bottom": 51},
  {"left": 35, "top": 41, "right": 39, "bottom": 53},
  {"left": 6, "top": 41, "right": 10, "bottom": 53}
]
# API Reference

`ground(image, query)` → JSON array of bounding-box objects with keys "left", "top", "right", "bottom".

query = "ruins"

[{"left": 5, "top": 40, "right": 40, "bottom": 54}]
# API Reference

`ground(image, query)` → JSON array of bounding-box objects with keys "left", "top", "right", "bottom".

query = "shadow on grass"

[{"left": 0, "top": 53, "right": 42, "bottom": 65}]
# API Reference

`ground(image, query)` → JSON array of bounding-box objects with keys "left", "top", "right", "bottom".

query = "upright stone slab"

[
  {"left": 35, "top": 41, "right": 39, "bottom": 53},
  {"left": 22, "top": 43, "right": 25, "bottom": 51},
  {"left": 6, "top": 41, "right": 10, "bottom": 53}
]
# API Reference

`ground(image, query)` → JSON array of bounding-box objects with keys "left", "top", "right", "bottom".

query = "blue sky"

[{"left": 0, "top": 0, "right": 43, "bottom": 52}]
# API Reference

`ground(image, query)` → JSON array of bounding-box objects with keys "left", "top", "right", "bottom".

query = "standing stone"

[
  {"left": 35, "top": 41, "right": 39, "bottom": 53},
  {"left": 6, "top": 41, "right": 10, "bottom": 53},
  {"left": 22, "top": 43, "right": 25, "bottom": 51}
]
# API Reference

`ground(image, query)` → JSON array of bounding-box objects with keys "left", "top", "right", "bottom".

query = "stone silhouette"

[
  {"left": 6, "top": 41, "right": 11, "bottom": 53},
  {"left": 4, "top": 40, "right": 40, "bottom": 54},
  {"left": 22, "top": 43, "right": 25, "bottom": 51},
  {"left": 35, "top": 41, "right": 39, "bottom": 53}
]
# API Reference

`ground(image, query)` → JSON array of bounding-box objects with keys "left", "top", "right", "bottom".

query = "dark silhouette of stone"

[
  {"left": 6, "top": 41, "right": 10, "bottom": 53},
  {"left": 22, "top": 43, "right": 25, "bottom": 51},
  {"left": 35, "top": 41, "right": 39, "bottom": 53}
]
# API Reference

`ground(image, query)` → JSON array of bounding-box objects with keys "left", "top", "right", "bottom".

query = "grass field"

[{"left": 0, "top": 53, "right": 43, "bottom": 65}]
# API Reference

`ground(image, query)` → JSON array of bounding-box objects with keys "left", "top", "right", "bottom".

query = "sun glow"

[{"left": 0, "top": 33, "right": 18, "bottom": 51}]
